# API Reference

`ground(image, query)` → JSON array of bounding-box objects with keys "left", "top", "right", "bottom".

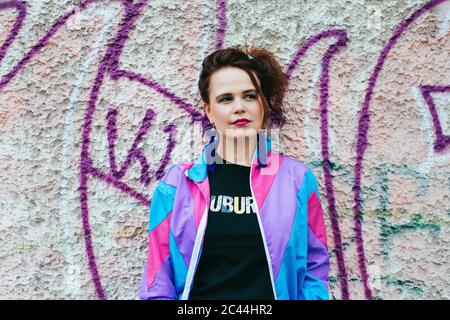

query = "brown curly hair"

[{"left": 198, "top": 45, "right": 288, "bottom": 130}]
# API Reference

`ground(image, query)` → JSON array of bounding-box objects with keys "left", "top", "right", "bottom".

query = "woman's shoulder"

[
  {"left": 279, "top": 154, "right": 321, "bottom": 200},
  {"left": 278, "top": 153, "right": 314, "bottom": 178},
  {"left": 157, "top": 163, "right": 190, "bottom": 186}
]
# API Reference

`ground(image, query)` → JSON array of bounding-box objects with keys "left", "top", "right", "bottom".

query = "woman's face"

[{"left": 204, "top": 66, "right": 264, "bottom": 140}]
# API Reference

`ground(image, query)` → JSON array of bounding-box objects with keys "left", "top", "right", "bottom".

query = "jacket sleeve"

[
  {"left": 138, "top": 167, "right": 178, "bottom": 300},
  {"left": 298, "top": 169, "right": 330, "bottom": 300}
]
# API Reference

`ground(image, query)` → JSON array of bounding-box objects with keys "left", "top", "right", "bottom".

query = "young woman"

[{"left": 139, "top": 46, "right": 330, "bottom": 300}]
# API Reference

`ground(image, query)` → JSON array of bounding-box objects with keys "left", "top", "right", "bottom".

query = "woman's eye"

[{"left": 246, "top": 94, "right": 257, "bottom": 99}]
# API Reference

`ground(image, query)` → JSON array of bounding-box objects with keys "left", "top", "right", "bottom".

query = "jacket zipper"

[{"left": 248, "top": 150, "right": 278, "bottom": 300}]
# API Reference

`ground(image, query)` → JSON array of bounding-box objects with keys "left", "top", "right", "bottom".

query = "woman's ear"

[{"left": 204, "top": 104, "right": 213, "bottom": 122}]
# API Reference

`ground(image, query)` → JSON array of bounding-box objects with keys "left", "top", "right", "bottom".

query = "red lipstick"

[{"left": 232, "top": 118, "right": 251, "bottom": 126}]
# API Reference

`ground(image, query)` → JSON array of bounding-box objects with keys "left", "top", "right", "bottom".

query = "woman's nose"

[{"left": 233, "top": 98, "right": 245, "bottom": 112}]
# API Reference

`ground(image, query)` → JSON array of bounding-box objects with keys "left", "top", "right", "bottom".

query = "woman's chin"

[{"left": 224, "top": 127, "right": 258, "bottom": 139}]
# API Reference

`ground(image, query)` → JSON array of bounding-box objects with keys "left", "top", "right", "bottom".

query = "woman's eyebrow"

[
  {"left": 216, "top": 93, "right": 231, "bottom": 101},
  {"left": 215, "top": 89, "right": 256, "bottom": 100}
]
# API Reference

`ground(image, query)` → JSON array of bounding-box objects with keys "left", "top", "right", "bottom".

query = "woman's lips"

[{"left": 232, "top": 119, "right": 251, "bottom": 126}]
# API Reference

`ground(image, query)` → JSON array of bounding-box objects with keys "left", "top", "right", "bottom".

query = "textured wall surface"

[{"left": 0, "top": 0, "right": 449, "bottom": 300}]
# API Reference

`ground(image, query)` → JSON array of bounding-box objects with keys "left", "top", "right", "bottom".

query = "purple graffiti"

[
  {"left": 106, "top": 107, "right": 156, "bottom": 186},
  {"left": 215, "top": 0, "right": 227, "bottom": 50},
  {"left": 0, "top": 0, "right": 191, "bottom": 299},
  {"left": 0, "top": 1, "right": 26, "bottom": 64},
  {"left": 286, "top": 29, "right": 350, "bottom": 300},
  {"left": 0, "top": 1, "right": 97, "bottom": 88},
  {"left": 354, "top": 0, "right": 447, "bottom": 300},
  {"left": 420, "top": 85, "right": 450, "bottom": 152}
]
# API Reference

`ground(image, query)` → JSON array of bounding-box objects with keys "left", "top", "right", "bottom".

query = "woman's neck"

[{"left": 215, "top": 135, "right": 257, "bottom": 167}]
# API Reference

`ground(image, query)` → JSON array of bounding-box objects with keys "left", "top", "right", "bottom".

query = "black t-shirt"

[{"left": 188, "top": 153, "right": 274, "bottom": 300}]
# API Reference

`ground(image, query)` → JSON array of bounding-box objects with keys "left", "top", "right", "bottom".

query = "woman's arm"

[
  {"left": 138, "top": 168, "right": 178, "bottom": 300},
  {"left": 298, "top": 169, "right": 330, "bottom": 300}
]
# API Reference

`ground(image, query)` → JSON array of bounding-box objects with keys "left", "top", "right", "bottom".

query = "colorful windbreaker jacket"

[{"left": 138, "top": 137, "right": 330, "bottom": 300}]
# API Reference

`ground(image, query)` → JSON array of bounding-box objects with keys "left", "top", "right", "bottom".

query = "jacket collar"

[{"left": 185, "top": 136, "right": 272, "bottom": 183}]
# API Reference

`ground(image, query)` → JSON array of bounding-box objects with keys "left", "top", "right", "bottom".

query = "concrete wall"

[{"left": 0, "top": 0, "right": 449, "bottom": 299}]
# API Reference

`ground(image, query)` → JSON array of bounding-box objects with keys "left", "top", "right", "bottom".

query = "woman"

[{"left": 138, "top": 46, "right": 330, "bottom": 300}]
